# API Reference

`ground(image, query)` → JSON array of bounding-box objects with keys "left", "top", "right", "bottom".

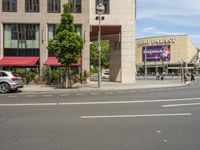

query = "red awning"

[
  {"left": 44, "top": 57, "right": 81, "bottom": 67},
  {"left": 0, "top": 57, "right": 39, "bottom": 66}
]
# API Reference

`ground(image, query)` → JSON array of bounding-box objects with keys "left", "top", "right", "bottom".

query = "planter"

[{"left": 35, "top": 80, "right": 48, "bottom": 85}]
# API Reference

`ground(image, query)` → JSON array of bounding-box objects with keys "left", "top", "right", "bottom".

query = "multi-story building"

[
  {"left": 136, "top": 35, "right": 198, "bottom": 75},
  {"left": 0, "top": 0, "right": 136, "bottom": 83}
]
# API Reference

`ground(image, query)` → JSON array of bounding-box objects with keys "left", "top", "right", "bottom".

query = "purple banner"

[{"left": 142, "top": 45, "right": 171, "bottom": 62}]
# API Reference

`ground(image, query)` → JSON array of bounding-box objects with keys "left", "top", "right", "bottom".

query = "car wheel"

[{"left": 0, "top": 83, "right": 10, "bottom": 93}]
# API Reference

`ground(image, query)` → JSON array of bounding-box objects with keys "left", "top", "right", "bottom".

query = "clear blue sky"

[{"left": 136, "top": 0, "right": 200, "bottom": 48}]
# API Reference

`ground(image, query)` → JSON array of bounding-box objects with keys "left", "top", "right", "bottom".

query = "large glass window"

[
  {"left": 25, "top": 0, "right": 40, "bottom": 12},
  {"left": 3, "top": 24, "right": 40, "bottom": 56},
  {"left": 48, "top": 24, "right": 82, "bottom": 56},
  {"left": 48, "top": 24, "right": 56, "bottom": 41},
  {"left": 48, "top": 24, "right": 82, "bottom": 40},
  {"left": 69, "top": 0, "right": 81, "bottom": 13},
  {"left": 2, "top": 0, "right": 17, "bottom": 12},
  {"left": 47, "top": 0, "right": 60, "bottom": 13},
  {"left": 74, "top": 25, "right": 82, "bottom": 36},
  {"left": 96, "top": 0, "right": 109, "bottom": 14}
]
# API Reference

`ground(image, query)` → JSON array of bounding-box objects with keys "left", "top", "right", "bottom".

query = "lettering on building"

[{"left": 137, "top": 38, "right": 176, "bottom": 45}]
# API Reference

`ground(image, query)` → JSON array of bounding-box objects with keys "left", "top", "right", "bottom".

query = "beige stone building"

[
  {"left": 0, "top": 0, "right": 136, "bottom": 83},
  {"left": 136, "top": 35, "right": 198, "bottom": 75}
]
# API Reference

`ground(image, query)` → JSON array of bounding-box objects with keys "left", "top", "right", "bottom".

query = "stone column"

[
  {"left": 39, "top": 23, "right": 48, "bottom": 76},
  {"left": 121, "top": 24, "right": 135, "bottom": 83},
  {"left": 109, "top": 35, "right": 121, "bottom": 81},
  {"left": 80, "top": 0, "right": 90, "bottom": 76},
  {"left": 0, "top": 23, "right": 3, "bottom": 58}
]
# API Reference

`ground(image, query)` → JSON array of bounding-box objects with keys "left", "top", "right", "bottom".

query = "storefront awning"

[
  {"left": 0, "top": 57, "right": 39, "bottom": 66},
  {"left": 44, "top": 57, "right": 81, "bottom": 67}
]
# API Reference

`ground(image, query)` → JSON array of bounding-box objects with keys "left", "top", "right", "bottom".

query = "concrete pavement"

[{"left": 21, "top": 78, "right": 186, "bottom": 93}]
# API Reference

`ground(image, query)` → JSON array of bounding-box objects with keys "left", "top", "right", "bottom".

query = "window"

[
  {"left": 3, "top": 24, "right": 40, "bottom": 56},
  {"left": 48, "top": 24, "right": 82, "bottom": 40},
  {"left": 47, "top": 0, "right": 60, "bottom": 13},
  {"left": 69, "top": 0, "right": 81, "bottom": 13},
  {"left": 48, "top": 24, "right": 56, "bottom": 56},
  {"left": 25, "top": 0, "right": 39, "bottom": 12},
  {"left": 48, "top": 24, "right": 82, "bottom": 56},
  {"left": 2, "top": 0, "right": 17, "bottom": 12},
  {"left": 48, "top": 24, "right": 56, "bottom": 41},
  {"left": 75, "top": 25, "right": 82, "bottom": 36},
  {"left": 96, "top": 0, "right": 109, "bottom": 14},
  {"left": 0, "top": 72, "right": 8, "bottom": 77}
]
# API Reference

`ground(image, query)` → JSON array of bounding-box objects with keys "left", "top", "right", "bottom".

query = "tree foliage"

[
  {"left": 48, "top": 3, "right": 83, "bottom": 66},
  {"left": 90, "top": 40, "right": 109, "bottom": 71}
]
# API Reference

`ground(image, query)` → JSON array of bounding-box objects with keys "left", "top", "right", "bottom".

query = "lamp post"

[
  {"left": 144, "top": 46, "right": 147, "bottom": 80},
  {"left": 96, "top": 1, "right": 105, "bottom": 88},
  {"left": 161, "top": 46, "right": 165, "bottom": 80}
]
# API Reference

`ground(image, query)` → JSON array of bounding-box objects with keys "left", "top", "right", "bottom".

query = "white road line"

[
  {"left": 43, "top": 95, "right": 53, "bottom": 97},
  {"left": 8, "top": 95, "right": 18, "bottom": 98},
  {"left": 1, "top": 97, "right": 200, "bottom": 107},
  {"left": 76, "top": 94, "right": 84, "bottom": 96},
  {"left": 60, "top": 94, "right": 69, "bottom": 97},
  {"left": 26, "top": 95, "right": 36, "bottom": 97},
  {"left": 90, "top": 93, "right": 99, "bottom": 95},
  {"left": 81, "top": 113, "right": 192, "bottom": 119},
  {"left": 162, "top": 103, "right": 200, "bottom": 107},
  {"left": 0, "top": 103, "right": 57, "bottom": 107}
]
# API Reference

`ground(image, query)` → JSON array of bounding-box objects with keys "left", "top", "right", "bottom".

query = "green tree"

[
  {"left": 48, "top": 3, "right": 83, "bottom": 88},
  {"left": 90, "top": 40, "right": 109, "bottom": 74}
]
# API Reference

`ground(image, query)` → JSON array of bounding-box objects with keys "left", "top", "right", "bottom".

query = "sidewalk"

[{"left": 21, "top": 79, "right": 186, "bottom": 93}]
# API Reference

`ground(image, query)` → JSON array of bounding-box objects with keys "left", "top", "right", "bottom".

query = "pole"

[
  {"left": 144, "top": 46, "right": 147, "bottom": 80},
  {"left": 162, "top": 47, "right": 165, "bottom": 79},
  {"left": 98, "top": 14, "right": 101, "bottom": 88}
]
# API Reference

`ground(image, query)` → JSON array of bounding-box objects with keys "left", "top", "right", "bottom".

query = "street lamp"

[
  {"left": 161, "top": 45, "right": 165, "bottom": 80},
  {"left": 144, "top": 46, "right": 147, "bottom": 80},
  {"left": 96, "top": 1, "right": 105, "bottom": 88}
]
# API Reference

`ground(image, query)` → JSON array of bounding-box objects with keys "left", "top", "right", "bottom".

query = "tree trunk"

[
  {"left": 68, "top": 65, "right": 72, "bottom": 88},
  {"left": 63, "top": 66, "right": 68, "bottom": 88}
]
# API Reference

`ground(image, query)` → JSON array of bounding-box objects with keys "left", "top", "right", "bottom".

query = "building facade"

[
  {"left": 0, "top": 0, "right": 136, "bottom": 83},
  {"left": 136, "top": 35, "right": 198, "bottom": 75}
]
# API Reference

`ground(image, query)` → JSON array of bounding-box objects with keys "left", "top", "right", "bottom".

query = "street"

[{"left": 0, "top": 84, "right": 200, "bottom": 150}]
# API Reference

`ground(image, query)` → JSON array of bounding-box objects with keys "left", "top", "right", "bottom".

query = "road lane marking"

[
  {"left": 43, "top": 95, "right": 53, "bottom": 97},
  {"left": 81, "top": 113, "right": 192, "bottom": 119},
  {"left": 104, "top": 92, "right": 113, "bottom": 94},
  {"left": 26, "top": 95, "right": 36, "bottom": 97},
  {"left": 0, "top": 103, "right": 57, "bottom": 107},
  {"left": 1, "top": 97, "right": 200, "bottom": 107},
  {"left": 8, "top": 95, "right": 18, "bottom": 98},
  {"left": 162, "top": 103, "right": 200, "bottom": 107},
  {"left": 90, "top": 93, "right": 99, "bottom": 95},
  {"left": 76, "top": 94, "right": 84, "bottom": 96},
  {"left": 60, "top": 94, "right": 69, "bottom": 97}
]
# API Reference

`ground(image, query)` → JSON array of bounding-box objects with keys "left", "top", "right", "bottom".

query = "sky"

[{"left": 136, "top": 0, "right": 200, "bottom": 48}]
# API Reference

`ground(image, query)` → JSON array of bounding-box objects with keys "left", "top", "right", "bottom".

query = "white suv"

[{"left": 0, "top": 70, "right": 23, "bottom": 93}]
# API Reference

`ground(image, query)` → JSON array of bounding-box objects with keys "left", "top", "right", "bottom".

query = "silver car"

[{"left": 0, "top": 70, "right": 23, "bottom": 93}]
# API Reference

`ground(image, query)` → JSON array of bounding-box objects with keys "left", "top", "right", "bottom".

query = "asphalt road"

[{"left": 0, "top": 84, "right": 200, "bottom": 150}]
